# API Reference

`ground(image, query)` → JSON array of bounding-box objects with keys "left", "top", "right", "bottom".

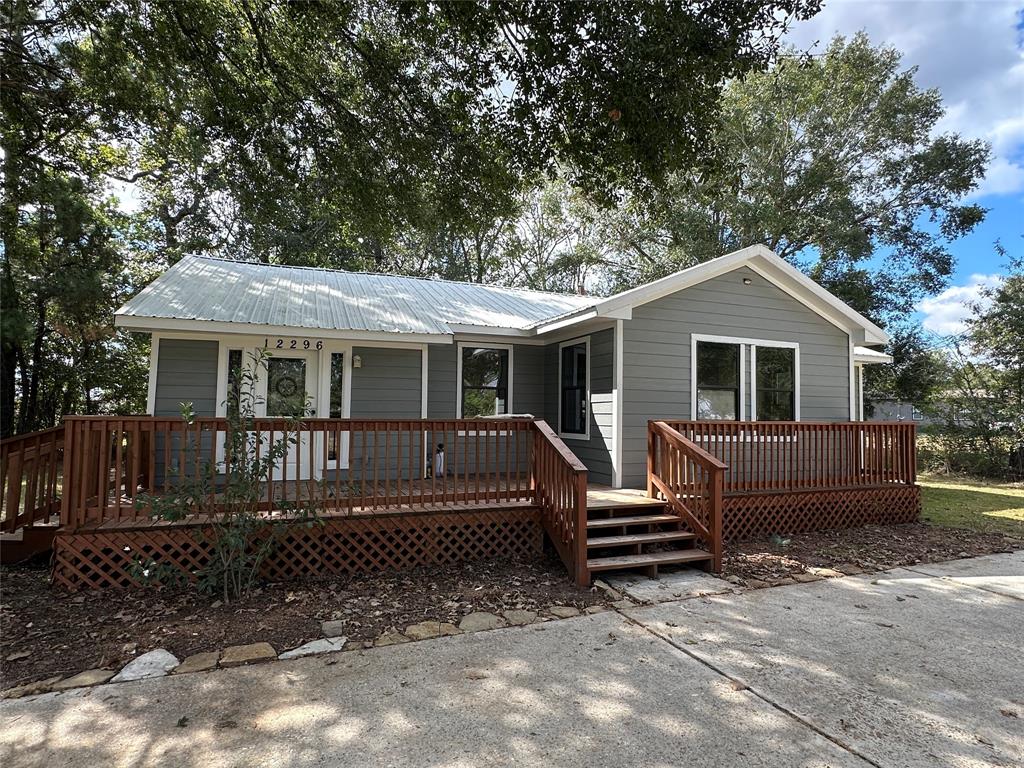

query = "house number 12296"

[{"left": 264, "top": 338, "right": 324, "bottom": 350}]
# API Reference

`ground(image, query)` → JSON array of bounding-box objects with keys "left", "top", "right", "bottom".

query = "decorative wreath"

[{"left": 275, "top": 376, "right": 298, "bottom": 398}]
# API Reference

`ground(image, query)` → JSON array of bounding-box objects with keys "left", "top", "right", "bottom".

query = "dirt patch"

[
  {"left": 723, "top": 523, "right": 1023, "bottom": 585},
  {"left": 1, "top": 555, "right": 607, "bottom": 689}
]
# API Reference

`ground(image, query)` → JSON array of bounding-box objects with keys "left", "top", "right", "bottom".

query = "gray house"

[
  {"left": 3, "top": 243, "right": 919, "bottom": 585},
  {"left": 115, "top": 244, "right": 891, "bottom": 489}
]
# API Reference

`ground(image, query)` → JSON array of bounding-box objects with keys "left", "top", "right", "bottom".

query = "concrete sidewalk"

[{"left": 2, "top": 552, "right": 1021, "bottom": 768}]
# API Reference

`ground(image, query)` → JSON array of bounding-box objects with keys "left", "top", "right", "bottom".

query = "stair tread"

[
  {"left": 587, "top": 501, "right": 666, "bottom": 513},
  {"left": 587, "top": 549, "right": 712, "bottom": 571},
  {"left": 586, "top": 514, "right": 677, "bottom": 528},
  {"left": 586, "top": 530, "right": 696, "bottom": 548}
]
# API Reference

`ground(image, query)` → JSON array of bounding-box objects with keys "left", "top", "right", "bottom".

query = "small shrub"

[{"left": 136, "top": 349, "right": 323, "bottom": 602}]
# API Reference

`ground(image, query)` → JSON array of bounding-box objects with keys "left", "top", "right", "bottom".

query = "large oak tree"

[{"left": 1, "top": 0, "right": 821, "bottom": 436}]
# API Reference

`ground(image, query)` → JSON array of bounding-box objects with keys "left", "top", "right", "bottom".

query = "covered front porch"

[{"left": 0, "top": 417, "right": 919, "bottom": 589}]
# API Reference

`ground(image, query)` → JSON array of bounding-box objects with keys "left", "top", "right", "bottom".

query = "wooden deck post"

[
  {"left": 574, "top": 470, "right": 589, "bottom": 586},
  {"left": 710, "top": 464, "right": 724, "bottom": 573},
  {"left": 59, "top": 420, "right": 74, "bottom": 528},
  {"left": 646, "top": 424, "right": 656, "bottom": 498}
]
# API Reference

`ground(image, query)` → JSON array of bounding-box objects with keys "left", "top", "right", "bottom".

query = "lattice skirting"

[
  {"left": 52, "top": 508, "right": 543, "bottom": 591},
  {"left": 723, "top": 485, "right": 921, "bottom": 542}
]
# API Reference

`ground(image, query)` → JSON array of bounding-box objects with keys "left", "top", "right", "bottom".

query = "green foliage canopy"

[
  {"left": 602, "top": 33, "right": 990, "bottom": 323},
  {"left": 1, "top": 0, "right": 820, "bottom": 436}
]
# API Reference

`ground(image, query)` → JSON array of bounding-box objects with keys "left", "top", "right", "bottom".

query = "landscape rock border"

[{"left": 0, "top": 562, "right": 900, "bottom": 701}]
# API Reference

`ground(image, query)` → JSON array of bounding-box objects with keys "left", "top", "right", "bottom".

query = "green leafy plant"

[{"left": 136, "top": 348, "right": 322, "bottom": 601}]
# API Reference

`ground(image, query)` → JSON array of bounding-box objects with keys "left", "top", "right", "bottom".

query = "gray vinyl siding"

[
  {"left": 344, "top": 347, "right": 423, "bottom": 481},
  {"left": 427, "top": 344, "right": 458, "bottom": 418},
  {"left": 513, "top": 344, "right": 545, "bottom": 417},
  {"left": 350, "top": 346, "right": 422, "bottom": 419},
  {"left": 426, "top": 343, "right": 545, "bottom": 418},
  {"left": 153, "top": 338, "right": 219, "bottom": 417},
  {"left": 544, "top": 328, "right": 615, "bottom": 485},
  {"left": 620, "top": 265, "right": 851, "bottom": 487}
]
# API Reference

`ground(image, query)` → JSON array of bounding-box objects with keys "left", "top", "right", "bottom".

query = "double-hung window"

[
  {"left": 459, "top": 346, "right": 510, "bottom": 418},
  {"left": 754, "top": 347, "right": 796, "bottom": 421},
  {"left": 695, "top": 341, "right": 741, "bottom": 420},
  {"left": 693, "top": 336, "right": 799, "bottom": 421},
  {"left": 559, "top": 338, "right": 589, "bottom": 438}
]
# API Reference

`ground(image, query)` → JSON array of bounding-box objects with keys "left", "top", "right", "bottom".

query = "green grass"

[{"left": 919, "top": 474, "right": 1024, "bottom": 537}]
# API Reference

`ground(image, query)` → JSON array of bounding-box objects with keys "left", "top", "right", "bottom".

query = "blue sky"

[{"left": 785, "top": 0, "right": 1024, "bottom": 336}]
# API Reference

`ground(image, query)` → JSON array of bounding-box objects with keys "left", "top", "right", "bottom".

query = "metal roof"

[{"left": 115, "top": 256, "right": 596, "bottom": 336}]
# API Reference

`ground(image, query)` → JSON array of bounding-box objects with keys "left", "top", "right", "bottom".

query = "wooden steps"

[
  {"left": 583, "top": 500, "right": 712, "bottom": 578},
  {"left": 586, "top": 530, "right": 696, "bottom": 548},
  {"left": 586, "top": 513, "right": 680, "bottom": 529},
  {"left": 587, "top": 548, "right": 713, "bottom": 572}
]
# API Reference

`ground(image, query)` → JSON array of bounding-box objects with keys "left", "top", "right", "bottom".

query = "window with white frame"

[
  {"left": 693, "top": 335, "right": 800, "bottom": 421},
  {"left": 755, "top": 347, "right": 796, "bottom": 421},
  {"left": 695, "top": 341, "right": 741, "bottom": 420},
  {"left": 559, "top": 338, "right": 589, "bottom": 437},
  {"left": 459, "top": 346, "right": 510, "bottom": 417}
]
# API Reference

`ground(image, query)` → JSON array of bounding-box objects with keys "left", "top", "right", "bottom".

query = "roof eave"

[
  {"left": 549, "top": 244, "right": 890, "bottom": 345},
  {"left": 114, "top": 314, "right": 454, "bottom": 344}
]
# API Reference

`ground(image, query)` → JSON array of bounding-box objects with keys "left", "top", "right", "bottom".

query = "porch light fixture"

[{"left": 353, "top": 355, "right": 362, "bottom": 369}]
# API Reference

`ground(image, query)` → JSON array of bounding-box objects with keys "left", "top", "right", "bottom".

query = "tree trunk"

[
  {"left": 21, "top": 294, "right": 47, "bottom": 431},
  {"left": 0, "top": 1, "right": 27, "bottom": 437}
]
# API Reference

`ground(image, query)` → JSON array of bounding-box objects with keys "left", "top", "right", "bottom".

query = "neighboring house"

[
  {"left": 114, "top": 244, "right": 891, "bottom": 489},
  {"left": 868, "top": 398, "right": 939, "bottom": 426}
]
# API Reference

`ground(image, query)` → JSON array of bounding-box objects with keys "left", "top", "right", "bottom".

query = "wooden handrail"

[
  {"left": 662, "top": 420, "right": 917, "bottom": 494},
  {"left": 1, "top": 425, "right": 65, "bottom": 533},
  {"left": 59, "top": 416, "right": 540, "bottom": 529},
  {"left": 531, "top": 419, "right": 589, "bottom": 586},
  {"left": 648, "top": 421, "right": 725, "bottom": 571}
]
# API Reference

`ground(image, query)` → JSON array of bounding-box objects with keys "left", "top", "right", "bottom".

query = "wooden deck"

[{"left": 3, "top": 416, "right": 921, "bottom": 589}]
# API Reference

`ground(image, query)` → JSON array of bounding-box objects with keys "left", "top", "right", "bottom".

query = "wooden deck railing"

[
  {"left": 1, "top": 426, "right": 65, "bottom": 533},
  {"left": 532, "top": 420, "right": 589, "bottom": 585},
  {"left": 661, "top": 420, "right": 917, "bottom": 494},
  {"left": 60, "top": 416, "right": 539, "bottom": 529},
  {"left": 647, "top": 421, "right": 726, "bottom": 570}
]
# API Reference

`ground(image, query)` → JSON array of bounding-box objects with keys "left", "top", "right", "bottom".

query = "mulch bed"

[
  {"left": 722, "top": 523, "right": 1023, "bottom": 586},
  {"left": 0, "top": 554, "right": 607, "bottom": 690},
  {"left": 4, "top": 523, "right": 1022, "bottom": 691}
]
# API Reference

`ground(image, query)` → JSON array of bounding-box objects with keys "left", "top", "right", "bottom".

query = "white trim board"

[
  {"left": 115, "top": 314, "right": 451, "bottom": 345},
  {"left": 557, "top": 336, "right": 591, "bottom": 441},
  {"left": 613, "top": 319, "right": 624, "bottom": 488},
  {"left": 146, "top": 333, "right": 160, "bottom": 415},
  {"left": 531, "top": 245, "right": 888, "bottom": 346}
]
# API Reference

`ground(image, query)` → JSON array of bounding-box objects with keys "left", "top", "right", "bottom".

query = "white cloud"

[
  {"left": 784, "top": 1, "right": 1024, "bottom": 198},
  {"left": 974, "top": 155, "right": 1024, "bottom": 198},
  {"left": 917, "top": 273, "right": 1002, "bottom": 334}
]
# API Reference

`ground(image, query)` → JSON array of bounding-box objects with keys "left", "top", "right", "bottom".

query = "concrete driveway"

[{"left": 2, "top": 552, "right": 1021, "bottom": 768}]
